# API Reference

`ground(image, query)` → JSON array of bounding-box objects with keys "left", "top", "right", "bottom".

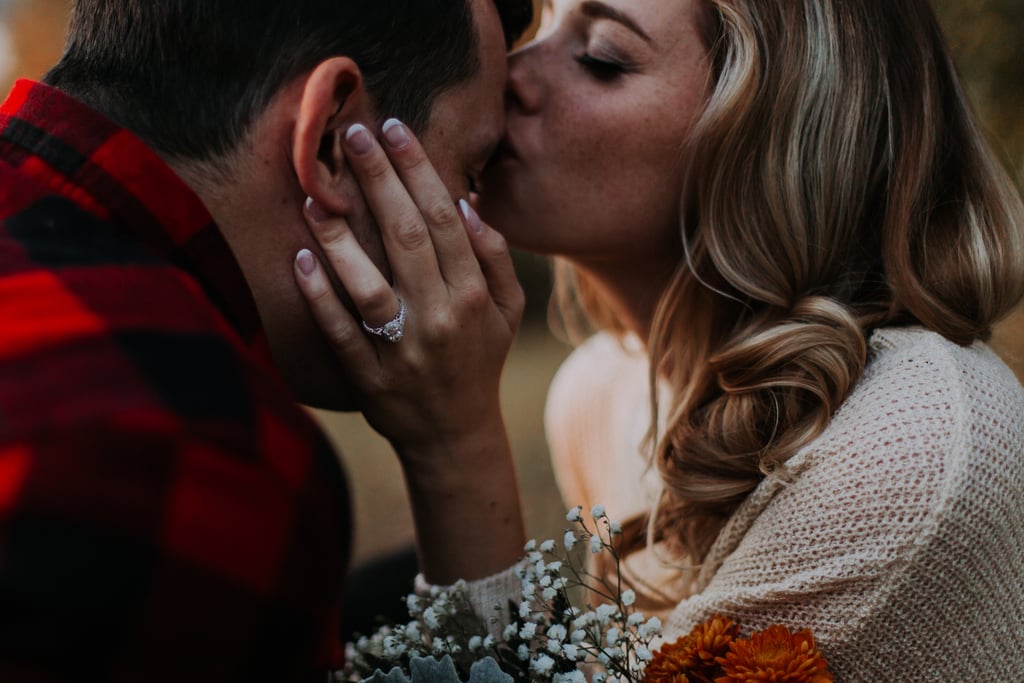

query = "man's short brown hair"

[{"left": 45, "top": 0, "right": 533, "bottom": 163}]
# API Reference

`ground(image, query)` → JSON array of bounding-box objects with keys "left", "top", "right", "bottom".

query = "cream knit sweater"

[{"left": 425, "top": 327, "right": 1024, "bottom": 680}]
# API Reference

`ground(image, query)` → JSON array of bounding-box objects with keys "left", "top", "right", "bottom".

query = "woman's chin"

[
  {"left": 478, "top": 193, "right": 520, "bottom": 237},
  {"left": 478, "top": 181, "right": 567, "bottom": 255}
]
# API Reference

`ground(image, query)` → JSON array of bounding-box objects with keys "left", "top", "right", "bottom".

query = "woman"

[{"left": 295, "top": 0, "right": 1024, "bottom": 678}]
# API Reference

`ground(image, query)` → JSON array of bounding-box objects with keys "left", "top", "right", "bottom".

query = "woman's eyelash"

[{"left": 574, "top": 53, "right": 631, "bottom": 81}]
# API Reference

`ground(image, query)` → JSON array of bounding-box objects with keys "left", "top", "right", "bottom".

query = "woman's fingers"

[
  {"left": 460, "top": 200, "right": 525, "bottom": 331},
  {"left": 303, "top": 198, "right": 402, "bottom": 330},
  {"left": 342, "top": 124, "right": 443, "bottom": 300},
  {"left": 344, "top": 121, "right": 484, "bottom": 296},
  {"left": 293, "top": 248, "right": 377, "bottom": 374},
  {"left": 379, "top": 119, "right": 485, "bottom": 291}
]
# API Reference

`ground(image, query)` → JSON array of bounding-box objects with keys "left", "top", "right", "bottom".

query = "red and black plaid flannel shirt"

[{"left": 0, "top": 80, "right": 351, "bottom": 681}]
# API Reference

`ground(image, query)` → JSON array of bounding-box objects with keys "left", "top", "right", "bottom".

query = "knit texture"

[{"left": 441, "top": 327, "right": 1024, "bottom": 680}]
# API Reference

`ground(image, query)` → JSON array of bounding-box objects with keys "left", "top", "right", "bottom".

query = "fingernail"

[
  {"left": 382, "top": 118, "right": 411, "bottom": 149},
  {"left": 459, "top": 198, "right": 484, "bottom": 234},
  {"left": 305, "top": 196, "right": 331, "bottom": 223},
  {"left": 296, "top": 249, "right": 318, "bottom": 276},
  {"left": 345, "top": 123, "right": 374, "bottom": 155}
]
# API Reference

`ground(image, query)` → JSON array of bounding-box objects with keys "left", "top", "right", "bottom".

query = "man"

[{"left": 0, "top": 0, "right": 531, "bottom": 679}]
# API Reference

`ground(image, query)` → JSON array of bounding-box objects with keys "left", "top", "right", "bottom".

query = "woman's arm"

[{"left": 293, "top": 120, "right": 526, "bottom": 584}]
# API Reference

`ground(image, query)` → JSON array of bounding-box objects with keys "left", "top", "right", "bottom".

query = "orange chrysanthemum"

[
  {"left": 714, "top": 624, "right": 834, "bottom": 683},
  {"left": 642, "top": 616, "right": 740, "bottom": 683}
]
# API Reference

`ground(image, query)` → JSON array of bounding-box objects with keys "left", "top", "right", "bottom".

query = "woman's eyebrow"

[{"left": 580, "top": 1, "right": 653, "bottom": 44}]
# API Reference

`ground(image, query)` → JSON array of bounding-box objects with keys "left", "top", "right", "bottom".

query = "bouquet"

[{"left": 340, "top": 506, "right": 833, "bottom": 683}]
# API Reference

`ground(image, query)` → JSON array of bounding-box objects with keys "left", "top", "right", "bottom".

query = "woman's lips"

[
  {"left": 488, "top": 136, "right": 519, "bottom": 167},
  {"left": 479, "top": 136, "right": 519, "bottom": 195}
]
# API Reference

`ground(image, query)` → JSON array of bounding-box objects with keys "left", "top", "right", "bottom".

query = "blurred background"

[{"left": 2, "top": 0, "right": 1021, "bottom": 565}]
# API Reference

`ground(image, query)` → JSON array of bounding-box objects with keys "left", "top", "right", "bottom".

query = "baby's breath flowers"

[
  {"left": 344, "top": 580, "right": 490, "bottom": 679},
  {"left": 343, "top": 505, "right": 661, "bottom": 683},
  {"left": 341, "top": 507, "right": 833, "bottom": 683}
]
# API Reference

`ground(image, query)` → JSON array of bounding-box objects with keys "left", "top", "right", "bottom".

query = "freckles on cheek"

[
  {"left": 565, "top": 130, "right": 637, "bottom": 194},
  {"left": 559, "top": 100, "right": 646, "bottom": 168}
]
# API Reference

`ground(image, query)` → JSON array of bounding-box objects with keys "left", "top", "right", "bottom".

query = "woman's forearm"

[{"left": 399, "top": 418, "right": 526, "bottom": 585}]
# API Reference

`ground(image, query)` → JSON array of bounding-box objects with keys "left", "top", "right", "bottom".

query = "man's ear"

[{"left": 293, "top": 57, "right": 372, "bottom": 215}]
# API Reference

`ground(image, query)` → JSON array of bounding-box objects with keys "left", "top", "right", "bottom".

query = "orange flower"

[
  {"left": 714, "top": 624, "right": 833, "bottom": 683},
  {"left": 642, "top": 616, "right": 739, "bottom": 683}
]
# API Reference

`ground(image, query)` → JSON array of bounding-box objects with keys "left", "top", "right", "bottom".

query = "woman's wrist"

[
  {"left": 391, "top": 410, "right": 510, "bottom": 481},
  {"left": 399, "top": 420, "right": 527, "bottom": 585}
]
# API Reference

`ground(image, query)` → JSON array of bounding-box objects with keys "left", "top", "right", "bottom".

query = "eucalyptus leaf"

[{"left": 361, "top": 655, "right": 513, "bottom": 683}]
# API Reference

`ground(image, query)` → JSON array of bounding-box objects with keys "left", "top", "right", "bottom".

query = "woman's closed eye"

[{"left": 574, "top": 52, "right": 634, "bottom": 81}]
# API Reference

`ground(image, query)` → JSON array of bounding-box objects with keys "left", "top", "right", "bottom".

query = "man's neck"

[{"left": 166, "top": 148, "right": 309, "bottom": 325}]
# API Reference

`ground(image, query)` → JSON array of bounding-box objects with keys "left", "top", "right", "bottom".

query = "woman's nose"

[{"left": 505, "top": 42, "right": 544, "bottom": 115}]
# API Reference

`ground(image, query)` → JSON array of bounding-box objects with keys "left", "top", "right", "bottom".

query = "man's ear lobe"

[{"left": 293, "top": 56, "right": 371, "bottom": 215}]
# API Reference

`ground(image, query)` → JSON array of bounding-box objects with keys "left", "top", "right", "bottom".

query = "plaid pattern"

[{"left": 0, "top": 80, "right": 351, "bottom": 681}]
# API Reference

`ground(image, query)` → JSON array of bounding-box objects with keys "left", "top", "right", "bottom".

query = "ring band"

[{"left": 362, "top": 299, "right": 407, "bottom": 343}]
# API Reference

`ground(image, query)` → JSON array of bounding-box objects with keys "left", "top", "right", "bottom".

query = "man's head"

[
  {"left": 44, "top": 0, "right": 532, "bottom": 409},
  {"left": 46, "top": 0, "right": 532, "bottom": 163}
]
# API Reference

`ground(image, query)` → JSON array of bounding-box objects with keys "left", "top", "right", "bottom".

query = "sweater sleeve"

[{"left": 415, "top": 564, "right": 524, "bottom": 639}]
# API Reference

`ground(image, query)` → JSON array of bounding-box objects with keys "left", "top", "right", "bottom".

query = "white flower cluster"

[
  {"left": 343, "top": 505, "right": 664, "bottom": 683},
  {"left": 344, "top": 579, "right": 492, "bottom": 678}
]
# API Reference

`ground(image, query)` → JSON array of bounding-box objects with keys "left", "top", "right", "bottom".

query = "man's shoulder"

[
  {"left": 0, "top": 162, "right": 155, "bottom": 262},
  {"left": 0, "top": 184, "right": 235, "bottom": 345},
  {"left": 0, "top": 184, "right": 261, "bottom": 445}
]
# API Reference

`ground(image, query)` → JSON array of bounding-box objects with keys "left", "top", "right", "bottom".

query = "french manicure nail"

[
  {"left": 345, "top": 123, "right": 374, "bottom": 155},
  {"left": 305, "top": 196, "right": 331, "bottom": 223},
  {"left": 382, "top": 119, "right": 411, "bottom": 149},
  {"left": 459, "top": 198, "right": 484, "bottom": 234},
  {"left": 296, "top": 249, "right": 317, "bottom": 276}
]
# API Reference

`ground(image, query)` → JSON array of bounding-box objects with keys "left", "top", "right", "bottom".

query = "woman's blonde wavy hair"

[{"left": 553, "top": 0, "right": 1024, "bottom": 570}]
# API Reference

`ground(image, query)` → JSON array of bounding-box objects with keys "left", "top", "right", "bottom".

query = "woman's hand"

[{"left": 293, "top": 119, "right": 526, "bottom": 583}]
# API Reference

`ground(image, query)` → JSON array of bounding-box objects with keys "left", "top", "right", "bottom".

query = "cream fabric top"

[
  {"left": 544, "top": 332, "right": 692, "bottom": 614},
  {"left": 425, "top": 327, "right": 1024, "bottom": 680}
]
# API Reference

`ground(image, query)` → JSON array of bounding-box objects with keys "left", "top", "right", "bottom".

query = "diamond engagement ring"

[{"left": 362, "top": 299, "right": 407, "bottom": 343}]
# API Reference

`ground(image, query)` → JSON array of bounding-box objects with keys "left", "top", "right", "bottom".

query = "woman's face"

[{"left": 478, "top": 0, "right": 712, "bottom": 270}]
